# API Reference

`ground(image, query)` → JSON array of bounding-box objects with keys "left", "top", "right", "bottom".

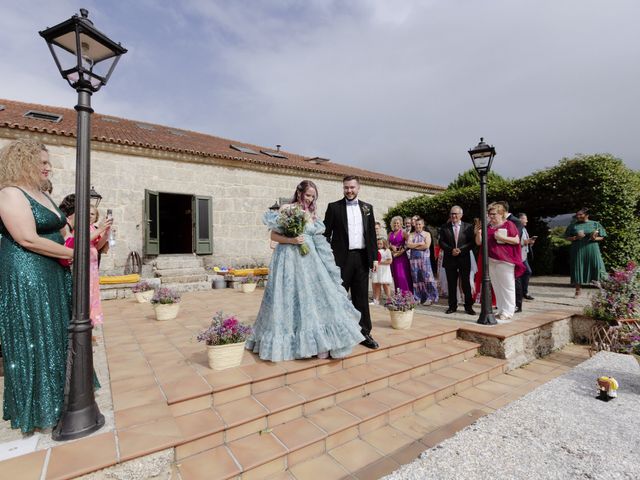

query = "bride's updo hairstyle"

[{"left": 291, "top": 180, "right": 318, "bottom": 216}]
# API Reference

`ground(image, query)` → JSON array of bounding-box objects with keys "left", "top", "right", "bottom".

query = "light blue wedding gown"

[{"left": 246, "top": 211, "right": 365, "bottom": 361}]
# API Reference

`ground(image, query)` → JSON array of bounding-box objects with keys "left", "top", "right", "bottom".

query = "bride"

[{"left": 246, "top": 180, "right": 364, "bottom": 361}]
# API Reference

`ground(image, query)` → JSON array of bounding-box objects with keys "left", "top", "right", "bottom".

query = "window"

[
  {"left": 136, "top": 122, "right": 155, "bottom": 131},
  {"left": 0, "top": 105, "right": 5, "bottom": 112},
  {"left": 260, "top": 149, "right": 288, "bottom": 159},
  {"left": 168, "top": 129, "right": 186, "bottom": 136},
  {"left": 101, "top": 117, "right": 120, "bottom": 123},
  {"left": 23, "top": 110, "right": 62, "bottom": 123},
  {"left": 230, "top": 144, "right": 258, "bottom": 155}
]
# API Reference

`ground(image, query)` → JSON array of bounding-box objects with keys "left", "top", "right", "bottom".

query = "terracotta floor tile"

[
  {"left": 491, "top": 373, "right": 531, "bottom": 387},
  {"left": 415, "top": 403, "right": 462, "bottom": 428},
  {"left": 160, "top": 375, "right": 212, "bottom": 404},
  {"left": 524, "top": 361, "right": 557, "bottom": 374},
  {"left": 321, "top": 370, "right": 366, "bottom": 391},
  {"left": 344, "top": 363, "right": 390, "bottom": 383},
  {"left": 174, "top": 408, "right": 225, "bottom": 441},
  {"left": 437, "top": 394, "right": 485, "bottom": 414},
  {"left": 393, "top": 349, "right": 432, "bottom": 368},
  {"left": 216, "top": 396, "right": 268, "bottom": 427},
  {"left": 202, "top": 367, "right": 252, "bottom": 391},
  {"left": 413, "top": 372, "right": 455, "bottom": 390},
  {"left": 368, "top": 357, "right": 412, "bottom": 375},
  {"left": 46, "top": 432, "right": 117, "bottom": 480},
  {"left": 361, "top": 425, "right": 413, "bottom": 455},
  {"left": 240, "top": 362, "right": 287, "bottom": 382},
  {"left": 266, "top": 472, "right": 296, "bottom": 480},
  {"left": 390, "top": 413, "right": 440, "bottom": 439},
  {"left": 338, "top": 397, "right": 388, "bottom": 421},
  {"left": 289, "top": 378, "right": 337, "bottom": 401},
  {"left": 177, "top": 445, "right": 241, "bottom": 480},
  {"left": 434, "top": 365, "right": 472, "bottom": 380},
  {"left": 112, "top": 385, "right": 166, "bottom": 412},
  {"left": 110, "top": 374, "right": 158, "bottom": 396},
  {"left": 368, "top": 387, "right": 415, "bottom": 409},
  {"left": 118, "top": 417, "right": 183, "bottom": 461},
  {"left": 328, "top": 438, "right": 383, "bottom": 473},
  {"left": 289, "top": 454, "right": 350, "bottom": 480},
  {"left": 508, "top": 367, "right": 542, "bottom": 381},
  {"left": 352, "top": 456, "right": 401, "bottom": 480},
  {"left": 420, "top": 409, "right": 486, "bottom": 447},
  {"left": 392, "top": 378, "right": 437, "bottom": 398},
  {"left": 271, "top": 417, "right": 326, "bottom": 450},
  {"left": 0, "top": 450, "right": 46, "bottom": 480},
  {"left": 474, "top": 379, "right": 514, "bottom": 396},
  {"left": 457, "top": 386, "right": 507, "bottom": 405},
  {"left": 227, "top": 432, "right": 288, "bottom": 471},
  {"left": 254, "top": 387, "right": 305, "bottom": 413},
  {"left": 306, "top": 406, "right": 360, "bottom": 434},
  {"left": 115, "top": 401, "right": 173, "bottom": 430},
  {"left": 451, "top": 359, "right": 491, "bottom": 374}
]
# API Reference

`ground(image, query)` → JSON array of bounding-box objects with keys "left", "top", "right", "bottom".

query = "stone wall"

[{"left": 0, "top": 137, "right": 431, "bottom": 274}]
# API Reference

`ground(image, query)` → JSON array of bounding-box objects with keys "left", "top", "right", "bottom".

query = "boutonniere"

[{"left": 361, "top": 204, "right": 371, "bottom": 216}]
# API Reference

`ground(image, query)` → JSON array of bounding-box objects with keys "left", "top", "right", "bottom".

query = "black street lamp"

[
  {"left": 468, "top": 138, "right": 497, "bottom": 326},
  {"left": 90, "top": 186, "right": 102, "bottom": 207},
  {"left": 40, "top": 9, "right": 127, "bottom": 441}
]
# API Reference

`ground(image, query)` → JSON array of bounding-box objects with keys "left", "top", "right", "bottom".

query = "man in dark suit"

[
  {"left": 497, "top": 201, "right": 524, "bottom": 313},
  {"left": 439, "top": 206, "right": 476, "bottom": 315},
  {"left": 324, "top": 176, "right": 379, "bottom": 349}
]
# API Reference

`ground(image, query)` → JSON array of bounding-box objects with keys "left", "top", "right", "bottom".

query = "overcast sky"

[{"left": 2, "top": 0, "right": 638, "bottom": 186}]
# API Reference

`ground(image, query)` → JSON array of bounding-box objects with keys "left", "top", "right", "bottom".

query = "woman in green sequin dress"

[
  {"left": 0, "top": 140, "right": 74, "bottom": 433},
  {"left": 564, "top": 208, "right": 607, "bottom": 297}
]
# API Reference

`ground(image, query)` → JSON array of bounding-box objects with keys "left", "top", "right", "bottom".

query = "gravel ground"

[{"left": 383, "top": 352, "right": 640, "bottom": 480}]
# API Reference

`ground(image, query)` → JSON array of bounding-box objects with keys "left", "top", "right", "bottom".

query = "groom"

[{"left": 324, "top": 176, "right": 379, "bottom": 349}]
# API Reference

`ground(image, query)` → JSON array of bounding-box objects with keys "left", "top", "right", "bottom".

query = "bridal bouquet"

[{"left": 277, "top": 204, "right": 311, "bottom": 255}]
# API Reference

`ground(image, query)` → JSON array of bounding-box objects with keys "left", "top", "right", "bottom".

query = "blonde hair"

[
  {"left": 90, "top": 205, "right": 100, "bottom": 222},
  {"left": 391, "top": 216, "right": 403, "bottom": 227},
  {"left": 0, "top": 139, "right": 49, "bottom": 189},
  {"left": 488, "top": 202, "right": 506, "bottom": 217},
  {"left": 376, "top": 237, "right": 389, "bottom": 249}
]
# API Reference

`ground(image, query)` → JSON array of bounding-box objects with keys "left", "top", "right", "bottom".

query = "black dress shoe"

[
  {"left": 445, "top": 308, "right": 457, "bottom": 314},
  {"left": 465, "top": 308, "right": 476, "bottom": 315},
  {"left": 524, "top": 295, "right": 535, "bottom": 300},
  {"left": 360, "top": 335, "right": 379, "bottom": 349},
  {"left": 515, "top": 306, "right": 522, "bottom": 313}
]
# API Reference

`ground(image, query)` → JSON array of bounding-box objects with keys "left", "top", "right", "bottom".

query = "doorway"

[{"left": 159, "top": 193, "right": 192, "bottom": 254}]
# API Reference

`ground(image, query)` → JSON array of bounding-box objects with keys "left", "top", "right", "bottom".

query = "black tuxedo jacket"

[
  {"left": 438, "top": 221, "right": 475, "bottom": 269},
  {"left": 506, "top": 214, "right": 524, "bottom": 238},
  {"left": 324, "top": 198, "right": 377, "bottom": 268}
]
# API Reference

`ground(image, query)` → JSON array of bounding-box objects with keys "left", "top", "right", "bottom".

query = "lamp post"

[
  {"left": 468, "top": 138, "right": 497, "bottom": 326},
  {"left": 40, "top": 9, "right": 127, "bottom": 441}
]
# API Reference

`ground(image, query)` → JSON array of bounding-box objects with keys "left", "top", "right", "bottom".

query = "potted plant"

[
  {"left": 384, "top": 289, "right": 418, "bottom": 329},
  {"left": 240, "top": 274, "right": 257, "bottom": 293},
  {"left": 132, "top": 280, "right": 155, "bottom": 303},
  {"left": 197, "top": 311, "right": 253, "bottom": 370},
  {"left": 150, "top": 287, "right": 181, "bottom": 321},
  {"left": 584, "top": 261, "right": 640, "bottom": 352}
]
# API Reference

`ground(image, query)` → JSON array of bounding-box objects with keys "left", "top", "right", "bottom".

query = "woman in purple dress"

[
  {"left": 407, "top": 218, "right": 439, "bottom": 305},
  {"left": 388, "top": 216, "right": 413, "bottom": 294}
]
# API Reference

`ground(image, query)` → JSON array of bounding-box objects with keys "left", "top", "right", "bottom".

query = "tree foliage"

[
  {"left": 384, "top": 154, "right": 640, "bottom": 273},
  {"left": 447, "top": 169, "right": 507, "bottom": 190}
]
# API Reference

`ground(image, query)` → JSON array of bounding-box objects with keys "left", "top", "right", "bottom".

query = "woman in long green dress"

[
  {"left": 0, "top": 139, "right": 74, "bottom": 433},
  {"left": 564, "top": 208, "right": 606, "bottom": 297}
]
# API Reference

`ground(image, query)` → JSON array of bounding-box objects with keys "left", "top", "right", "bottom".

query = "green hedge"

[{"left": 384, "top": 154, "right": 640, "bottom": 272}]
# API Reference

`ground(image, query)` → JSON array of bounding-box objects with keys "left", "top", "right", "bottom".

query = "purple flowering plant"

[
  {"left": 615, "top": 325, "right": 640, "bottom": 354},
  {"left": 132, "top": 280, "right": 154, "bottom": 293},
  {"left": 197, "top": 311, "right": 253, "bottom": 346},
  {"left": 242, "top": 274, "right": 256, "bottom": 284},
  {"left": 585, "top": 261, "right": 639, "bottom": 324},
  {"left": 384, "top": 288, "right": 418, "bottom": 312},
  {"left": 150, "top": 287, "right": 181, "bottom": 305}
]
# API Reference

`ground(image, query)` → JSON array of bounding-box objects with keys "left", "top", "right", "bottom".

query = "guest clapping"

[
  {"left": 407, "top": 218, "right": 438, "bottom": 305},
  {"left": 475, "top": 203, "right": 525, "bottom": 321},
  {"left": 389, "top": 216, "right": 413, "bottom": 294}
]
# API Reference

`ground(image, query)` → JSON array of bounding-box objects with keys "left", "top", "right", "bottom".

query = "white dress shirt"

[{"left": 346, "top": 200, "right": 364, "bottom": 250}]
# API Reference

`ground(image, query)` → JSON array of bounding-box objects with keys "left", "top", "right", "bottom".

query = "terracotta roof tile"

[{"left": 0, "top": 98, "right": 444, "bottom": 192}]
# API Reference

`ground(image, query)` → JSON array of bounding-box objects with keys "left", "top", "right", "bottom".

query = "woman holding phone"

[{"left": 564, "top": 208, "right": 606, "bottom": 297}]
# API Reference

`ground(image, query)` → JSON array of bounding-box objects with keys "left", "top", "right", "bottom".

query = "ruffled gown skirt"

[{"left": 247, "top": 222, "right": 364, "bottom": 362}]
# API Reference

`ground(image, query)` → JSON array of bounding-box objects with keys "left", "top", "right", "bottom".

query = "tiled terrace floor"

[{"left": 0, "top": 288, "right": 589, "bottom": 480}]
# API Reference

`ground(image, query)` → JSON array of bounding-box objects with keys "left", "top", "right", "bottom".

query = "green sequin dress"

[
  {"left": 564, "top": 220, "right": 607, "bottom": 285},
  {"left": 0, "top": 190, "right": 72, "bottom": 433}
]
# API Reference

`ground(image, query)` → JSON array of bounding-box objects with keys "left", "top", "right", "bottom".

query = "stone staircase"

[
  {"left": 151, "top": 254, "right": 211, "bottom": 293},
  {"left": 171, "top": 328, "right": 506, "bottom": 479}
]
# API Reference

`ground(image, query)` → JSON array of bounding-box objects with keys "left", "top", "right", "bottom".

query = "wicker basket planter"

[
  {"left": 154, "top": 303, "right": 180, "bottom": 321},
  {"left": 207, "top": 341, "right": 246, "bottom": 370},
  {"left": 134, "top": 290, "right": 155, "bottom": 303},
  {"left": 389, "top": 310, "right": 414, "bottom": 330},
  {"left": 590, "top": 318, "right": 640, "bottom": 355},
  {"left": 241, "top": 283, "right": 257, "bottom": 293}
]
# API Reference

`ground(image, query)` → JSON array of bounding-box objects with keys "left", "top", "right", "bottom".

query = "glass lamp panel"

[
  {"left": 50, "top": 42, "right": 79, "bottom": 72},
  {"left": 78, "top": 32, "right": 118, "bottom": 63}
]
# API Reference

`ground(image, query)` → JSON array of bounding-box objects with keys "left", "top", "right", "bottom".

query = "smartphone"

[
  {"left": 530, "top": 236, "right": 538, "bottom": 240},
  {"left": 106, "top": 209, "right": 113, "bottom": 220}
]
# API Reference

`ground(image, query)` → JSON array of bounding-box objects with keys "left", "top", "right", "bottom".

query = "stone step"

[
  {"left": 174, "top": 352, "right": 506, "bottom": 478},
  {"left": 154, "top": 267, "right": 207, "bottom": 277},
  {"left": 160, "top": 280, "right": 211, "bottom": 293},
  {"left": 152, "top": 255, "right": 204, "bottom": 270},
  {"left": 160, "top": 274, "right": 209, "bottom": 284}
]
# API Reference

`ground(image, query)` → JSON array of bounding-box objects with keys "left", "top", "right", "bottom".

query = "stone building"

[{"left": 0, "top": 99, "right": 443, "bottom": 290}]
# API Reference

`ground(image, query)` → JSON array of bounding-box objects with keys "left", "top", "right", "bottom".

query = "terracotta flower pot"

[
  {"left": 207, "top": 341, "right": 246, "bottom": 370},
  {"left": 389, "top": 310, "right": 414, "bottom": 330},
  {"left": 134, "top": 290, "right": 155, "bottom": 303},
  {"left": 154, "top": 303, "right": 180, "bottom": 321},
  {"left": 241, "top": 283, "right": 257, "bottom": 293}
]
